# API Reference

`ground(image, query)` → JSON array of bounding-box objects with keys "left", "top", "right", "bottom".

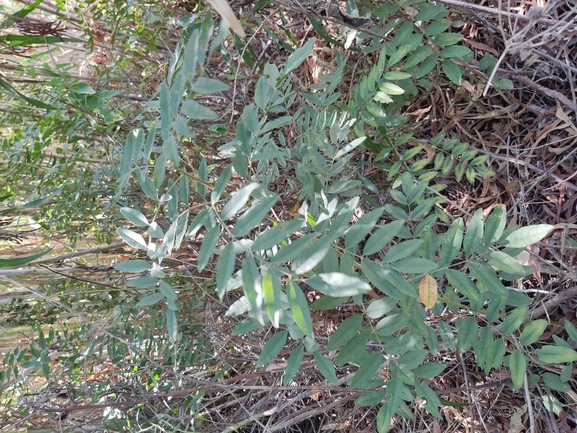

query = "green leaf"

[
  {"left": 483, "top": 204, "right": 507, "bottom": 245},
  {"left": 126, "top": 276, "right": 157, "bottom": 289},
  {"left": 349, "top": 352, "right": 384, "bottom": 388},
  {"left": 263, "top": 269, "right": 283, "bottom": 328},
  {"left": 261, "top": 116, "right": 294, "bottom": 134},
  {"left": 166, "top": 309, "right": 178, "bottom": 341},
  {"left": 415, "top": 3, "right": 446, "bottom": 20},
  {"left": 414, "top": 362, "right": 446, "bottom": 379},
  {"left": 271, "top": 233, "right": 320, "bottom": 264},
  {"left": 376, "top": 314, "right": 410, "bottom": 337},
  {"left": 291, "top": 231, "right": 340, "bottom": 275},
  {"left": 442, "top": 59, "right": 462, "bottom": 85},
  {"left": 501, "top": 306, "right": 528, "bottom": 335},
  {"left": 390, "top": 257, "right": 438, "bottom": 274},
  {"left": 282, "top": 38, "right": 315, "bottom": 78},
  {"left": 520, "top": 319, "right": 547, "bottom": 346},
  {"left": 505, "top": 224, "right": 553, "bottom": 248},
  {"left": 440, "top": 45, "right": 472, "bottom": 58},
  {"left": 434, "top": 33, "right": 463, "bottom": 46},
  {"left": 283, "top": 344, "right": 304, "bottom": 385},
  {"left": 307, "top": 272, "right": 371, "bottom": 297},
  {"left": 198, "top": 157, "right": 208, "bottom": 196},
  {"left": 456, "top": 317, "right": 478, "bottom": 352},
  {"left": 198, "top": 226, "right": 221, "bottom": 272},
  {"left": 405, "top": 45, "right": 431, "bottom": 69},
  {"left": 441, "top": 218, "right": 464, "bottom": 264},
  {"left": 136, "top": 292, "right": 165, "bottom": 307},
  {"left": 564, "top": 320, "right": 577, "bottom": 344},
  {"left": 509, "top": 349, "right": 526, "bottom": 390},
  {"left": 181, "top": 100, "right": 218, "bottom": 120},
  {"left": 542, "top": 372, "right": 568, "bottom": 392},
  {"left": 356, "top": 391, "right": 386, "bottom": 407},
  {"left": 379, "top": 82, "right": 405, "bottom": 95},
  {"left": 288, "top": 281, "right": 314, "bottom": 338},
  {"left": 327, "top": 314, "right": 363, "bottom": 351},
  {"left": 489, "top": 251, "right": 526, "bottom": 275},
  {"left": 469, "top": 260, "right": 508, "bottom": 297},
  {"left": 216, "top": 243, "right": 236, "bottom": 299},
  {"left": 257, "top": 331, "right": 287, "bottom": 366},
  {"left": 388, "top": 45, "right": 412, "bottom": 67},
  {"left": 366, "top": 298, "right": 397, "bottom": 319},
  {"left": 425, "top": 19, "right": 451, "bottom": 36},
  {"left": 118, "top": 228, "right": 147, "bottom": 250},
  {"left": 221, "top": 182, "right": 260, "bottom": 220},
  {"left": 463, "top": 209, "right": 484, "bottom": 257},
  {"left": 486, "top": 338, "right": 506, "bottom": 372},
  {"left": 382, "top": 239, "right": 423, "bottom": 263},
  {"left": 114, "top": 260, "right": 151, "bottom": 273},
  {"left": 191, "top": 77, "right": 230, "bottom": 94},
  {"left": 313, "top": 351, "right": 338, "bottom": 384},
  {"left": 445, "top": 269, "right": 482, "bottom": 307},
  {"left": 243, "top": 257, "right": 263, "bottom": 321},
  {"left": 252, "top": 220, "right": 305, "bottom": 251},
  {"left": 535, "top": 346, "right": 577, "bottom": 364},
  {"left": 232, "top": 317, "right": 262, "bottom": 335},
  {"left": 363, "top": 219, "right": 405, "bottom": 255},
  {"left": 345, "top": 207, "right": 385, "bottom": 250},
  {"left": 234, "top": 195, "right": 279, "bottom": 237},
  {"left": 0, "top": 78, "right": 57, "bottom": 110},
  {"left": 211, "top": 165, "right": 233, "bottom": 205},
  {"left": 0, "top": 248, "right": 52, "bottom": 268}
]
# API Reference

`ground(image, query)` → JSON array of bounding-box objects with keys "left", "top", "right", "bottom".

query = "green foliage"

[{"left": 1, "top": 0, "right": 572, "bottom": 430}]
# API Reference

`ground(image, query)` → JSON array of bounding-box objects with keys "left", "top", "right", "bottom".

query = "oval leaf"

[{"left": 418, "top": 275, "right": 438, "bottom": 308}]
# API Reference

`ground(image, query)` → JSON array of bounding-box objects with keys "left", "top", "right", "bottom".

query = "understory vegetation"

[{"left": 1, "top": 0, "right": 577, "bottom": 431}]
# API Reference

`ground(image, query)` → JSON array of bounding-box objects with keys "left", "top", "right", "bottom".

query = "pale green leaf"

[
  {"left": 307, "top": 272, "right": 371, "bottom": 297},
  {"left": 501, "top": 306, "right": 528, "bottom": 335},
  {"left": 505, "top": 224, "right": 553, "bottom": 248},
  {"left": 118, "top": 228, "right": 147, "bottom": 250},
  {"left": 114, "top": 260, "right": 151, "bottom": 273},
  {"left": 166, "top": 309, "right": 178, "bottom": 341},
  {"left": 264, "top": 269, "right": 283, "bottom": 328},
  {"left": 120, "top": 207, "right": 149, "bottom": 227},
  {"left": 191, "top": 77, "right": 230, "bottom": 94},
  {"left": 221, "top": 182, "right": 260, "bottom": 220},
  {"left": 181, "top": 99, "right": 217, "bottom": 120},
  {"left": 234, "top": 195, "right": 279, "bottom": 237},
  {"left": 490, "top": 250, "right": 526, "bottom": 275},
  {"left": 136, "top": 292, "right": 165, "bottom": 307}
]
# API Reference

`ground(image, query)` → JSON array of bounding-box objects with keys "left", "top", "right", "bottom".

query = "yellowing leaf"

[{"left": 419, "top": 274, "right": 438, "bottom": 308}]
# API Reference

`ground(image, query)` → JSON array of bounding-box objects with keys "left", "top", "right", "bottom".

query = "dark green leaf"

[{"left": 257, "top": 331, "right": 287, "bottom": 366}]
